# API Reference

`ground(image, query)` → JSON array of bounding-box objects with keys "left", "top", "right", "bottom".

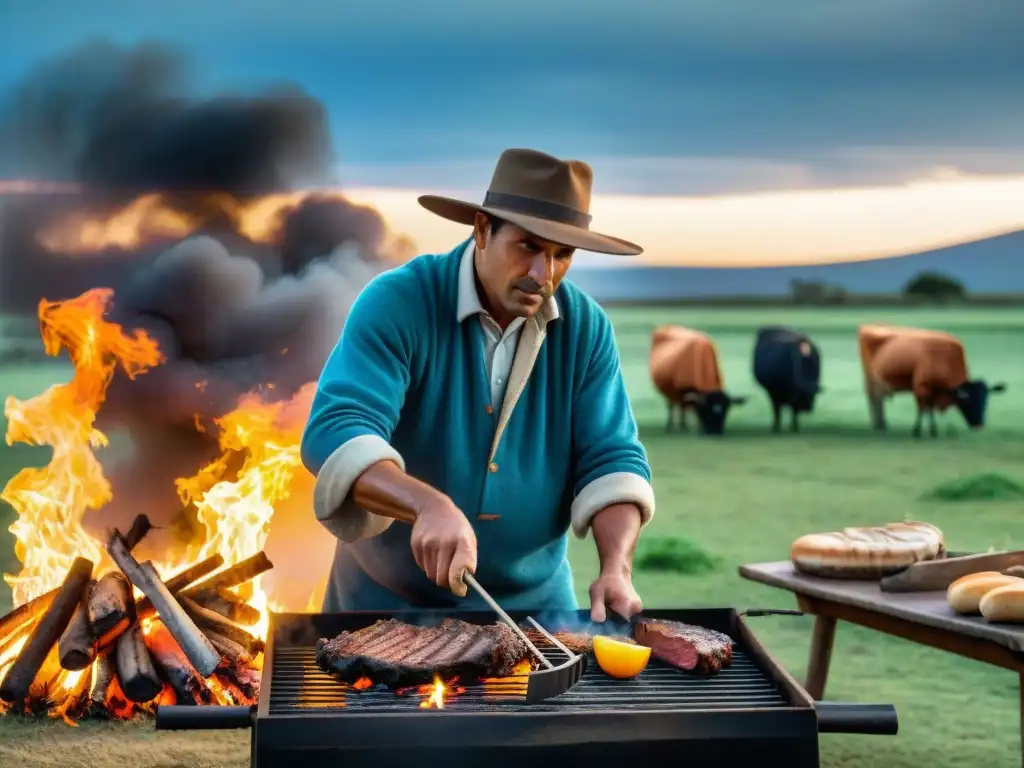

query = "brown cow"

[
  {"left": 858, "top": 324, "right": 1006, "bottom": 436},
  {"left": 650, "top": 325, "right": 746, "bottom": 434}
]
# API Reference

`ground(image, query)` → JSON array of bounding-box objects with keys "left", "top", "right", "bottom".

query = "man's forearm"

[
  {"left": 591, "top": 503, "right": 644, "bottom": 575},
  {"left": 350, "top": 459, "right": 450, "bottom": 525}
]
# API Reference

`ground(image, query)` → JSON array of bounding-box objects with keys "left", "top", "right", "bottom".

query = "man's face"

[{"left": 472, "top": 213, "right": 574, "bottom": 324}]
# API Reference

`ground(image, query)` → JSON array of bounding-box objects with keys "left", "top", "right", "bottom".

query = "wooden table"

[{"left": 740, "top": 561, "right": 1024, "bottom": 765}]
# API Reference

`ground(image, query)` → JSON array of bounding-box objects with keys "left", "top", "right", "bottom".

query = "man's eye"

[{"left": 520, "top": 241, "right": 540, "bottom": 253}]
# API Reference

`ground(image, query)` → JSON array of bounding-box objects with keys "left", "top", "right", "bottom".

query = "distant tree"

[
  {"left": 790, "top": 279, "right": 847, "bottom": 305},
  {"left": 903, "top": 271, "right": 967, "bottom": 301}
]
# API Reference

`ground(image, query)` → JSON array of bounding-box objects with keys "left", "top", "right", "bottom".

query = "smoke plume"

[{"left": 0, "top": 39, "right": 404, "bottom": 605}]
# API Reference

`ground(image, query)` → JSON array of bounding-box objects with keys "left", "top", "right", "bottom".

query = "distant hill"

[{"left": 568, "top": 229, "right": 1023, "bottom": 301}]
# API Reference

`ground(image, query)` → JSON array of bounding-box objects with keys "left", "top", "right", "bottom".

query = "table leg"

[{"left": 805, "top": 614, "right": 837, "bottom": 701}]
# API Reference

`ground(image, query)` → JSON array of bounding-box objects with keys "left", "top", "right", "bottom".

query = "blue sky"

[{"left": 1, "top": 0, "right": 1023, "bottom": 196}]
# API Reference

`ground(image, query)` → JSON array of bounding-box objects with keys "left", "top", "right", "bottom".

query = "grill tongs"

[{"left": 462, "top": 572, "right": 587, "bottom": 703}]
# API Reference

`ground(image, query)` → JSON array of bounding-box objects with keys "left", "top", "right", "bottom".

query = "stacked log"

[{"left": 0, "top": 515, "right": 273, "bottom": 720}]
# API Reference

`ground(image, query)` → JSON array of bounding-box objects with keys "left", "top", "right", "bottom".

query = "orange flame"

[
  {"left": 419, "top": 676, "right": 448, "bottom": 709},
  {"left": 0, "top": 285, "right": 315, "bottom": 722},
  {"left": 173, "top": 383, "right": 314, "bottom": 642},
  {"left": 1, "top": 288, "right": 164, "bottom": 604}
]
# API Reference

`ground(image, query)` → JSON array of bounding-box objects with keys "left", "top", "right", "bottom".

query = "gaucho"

[{"left": 300, "top": 148, "right": 656, "bottom": 619}]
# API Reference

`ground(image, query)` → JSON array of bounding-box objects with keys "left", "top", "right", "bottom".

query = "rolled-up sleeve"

[
  {"left": 569, "top": 309, "right": 655, "bottom": 538},
  {"left": 300, "top": 270, "right": 418, "bottom": 543}
]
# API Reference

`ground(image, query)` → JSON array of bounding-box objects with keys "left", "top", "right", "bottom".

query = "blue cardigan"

[{"left": 301, "top": 240, "right": 654, "bottom": 612}]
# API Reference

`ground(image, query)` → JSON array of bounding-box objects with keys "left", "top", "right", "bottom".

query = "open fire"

[
  {"left": 0, "top": 287, "right": 306, "bottom": 722},
  {"left": 0, "top": 275, "right": 513, "bottom": 723}
]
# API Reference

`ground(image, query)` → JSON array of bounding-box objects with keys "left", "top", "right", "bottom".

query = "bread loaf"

[
  {"left": 946, "top": 572, "right": 1024, "bottom": 615},
  {"left": 790, "top": 521, "right": 944, "bottom": 579},
  {"left": 979, "top": 582, "right": 1024, "bottom": 623}
]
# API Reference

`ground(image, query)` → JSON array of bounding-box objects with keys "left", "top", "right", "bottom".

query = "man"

[{"left": 301, "top": 148, "right": 655, "bottom": 622}]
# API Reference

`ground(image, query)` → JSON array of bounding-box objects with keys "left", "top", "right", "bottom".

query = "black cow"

[
  {"left": 674, "top": 390, "right": 749, "bottom": 435},
  {"left": 752, "top": 326, "right": 822, "bottom": 433}
]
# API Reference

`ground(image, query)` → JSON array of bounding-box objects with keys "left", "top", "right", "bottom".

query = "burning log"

[
  {"left": 145, "top": 621, "right": 212, "bottom": 704},
  {"left": 0, "top": 517, "right": 151, "bottom": 645},
  {"left": 183, "top": 552, "right": 274, "bottom": 598},
  {"left": 87, "top": 571, "right": 134, "bottom": 647},
  {"left": 180, "top": 596, "right": 264, "bottom": 655},
  {"left": 114, "top": 623, "right": 162, "bottom": 703},
  {"left": 192, "top": 588, "right": 261, "bottom": 626},
  {"left": 107, "top": 532, "right": 220, "bottom": 677},
  {"left": 0, "top": 592, "right": 56, "bottom": 643},
  {"left": 57, "top": 593, "right": 96, "bottom": 671},
  {"left": 0, "top": 557, "right": 94, "bottom": 704},
  {"left": 205, "top": 631, "right": 252, "bottom": 666},
  {"left": 133, "top": 554, "right": 225, "bottom": 622},
  {"left": 88, "top": 650, "right": 115, "bottom": 710},
  {"left": 119, "top": 515, "right": 154, "bottom": 551},
  {"left": 217, "top": 663, "right": 260, "bottom": 700}
]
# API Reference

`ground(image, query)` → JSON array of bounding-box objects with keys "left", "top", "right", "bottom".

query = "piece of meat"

[
  {"left": 315, "top": 618, "right": 530, "bottom": 687},
  {"left": 523, "top": 630, "right": 635, "bottom": 653},
  {"left": 633, "top": 619, "right": 733, "bottom": 676}
]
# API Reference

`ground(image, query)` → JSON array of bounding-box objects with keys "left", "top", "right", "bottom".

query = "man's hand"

[
  {"left": 410, "top": 499, "right": 478, "bottom": 596},
  {"left": 589, "top": 564, "right": 642, "bottom": 623}
]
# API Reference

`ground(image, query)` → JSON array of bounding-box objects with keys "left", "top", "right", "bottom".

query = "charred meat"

[
  {"left": 315, "top": 618, "right": 529, "bottom": 687},
  {"left": 633, "top": 619, "right": 733, "bottom": 676},
  {"left": 523, "top": 630, "right": 635, "bottom": 653}
]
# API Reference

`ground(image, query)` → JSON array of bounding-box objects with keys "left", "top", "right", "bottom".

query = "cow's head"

[
  {"left": 680, "top": 390, "right": 747, "bottom": 435},
  {"left": 949, "top": 380, "right": 1007, "bottom": 428}
]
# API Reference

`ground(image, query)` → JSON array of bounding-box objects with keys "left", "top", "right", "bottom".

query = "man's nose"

[{"left": 527, "top": 254, "right": 552, "bottom": 285}]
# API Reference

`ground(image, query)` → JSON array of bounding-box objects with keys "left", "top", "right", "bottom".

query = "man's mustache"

[{"left": 514, "top": 278, "right": 552, "bottom": 298}]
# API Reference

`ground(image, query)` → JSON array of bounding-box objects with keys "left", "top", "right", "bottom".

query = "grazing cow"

[
  {"left": 752, "top": 326, "right": 822, "bottom": 433},
  {"left": 650, "top": 325, "right": 747, "bottom": 435},
  {"left": 858, "top": 324, "right": 1007, "bottom": 437}
]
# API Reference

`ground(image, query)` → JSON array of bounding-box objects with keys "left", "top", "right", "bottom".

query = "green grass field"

[{"left": 1, "top": 306, "right": 1023, "bottom": 767}]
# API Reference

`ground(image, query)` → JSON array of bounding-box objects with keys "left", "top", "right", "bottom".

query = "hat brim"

[{"left": 417, "top": 194, "right": 643, "bottom": 256}]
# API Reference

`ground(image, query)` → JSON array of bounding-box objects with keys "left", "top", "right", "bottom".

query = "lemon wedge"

[{"left": 592, "top": 635, "right": 651, "bottom": 679}]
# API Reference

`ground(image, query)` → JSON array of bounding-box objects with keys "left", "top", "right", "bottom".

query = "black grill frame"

[
  {"left": 154, "top": 607, "right": 898, "bottom": 768},
  {"left": 253, "top": 608, "right": 822, "bottom": 767}
]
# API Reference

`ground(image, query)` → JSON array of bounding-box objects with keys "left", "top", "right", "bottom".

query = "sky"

[{"left": 1, "top": 0, "right": 1023, "bottom": 266}]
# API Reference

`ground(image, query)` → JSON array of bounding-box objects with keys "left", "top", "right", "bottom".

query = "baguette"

[
  {"left": 946, "top": 572, "right": 1024, "bottom": 615},
  {"left": 791, "top": 521, "right": 944, "bottom": 579},
  {"left": 979, "top": 582, "right": 1024, "bottom": 623}
]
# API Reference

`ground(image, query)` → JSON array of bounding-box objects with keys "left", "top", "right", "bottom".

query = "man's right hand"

[{"left": 410, "top": 499, "right": 478, "bottom": 597}]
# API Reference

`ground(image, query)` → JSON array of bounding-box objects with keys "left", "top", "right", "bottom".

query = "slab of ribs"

[
  {"left": 316, "top": 617, "right": 734, "bottom": 687},
  {"left": 315, "top": 618, "right": 529, "bottom": 686}
]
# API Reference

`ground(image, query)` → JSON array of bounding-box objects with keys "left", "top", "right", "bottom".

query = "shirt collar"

[{"left": 456, "top": 239, "right": 560, "bottom": 325}]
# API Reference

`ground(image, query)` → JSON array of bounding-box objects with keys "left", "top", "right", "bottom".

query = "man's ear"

[{"left": 472, "top": 212, "right": 490, "bottom": 250}]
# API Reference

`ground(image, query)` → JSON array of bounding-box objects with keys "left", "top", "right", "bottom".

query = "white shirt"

[{"left": 455, "top": 241, "right": 558, "bottom": 408}]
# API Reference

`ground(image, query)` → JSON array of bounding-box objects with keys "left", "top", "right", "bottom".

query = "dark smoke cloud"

[{"left": 0, "top": 40, "right": 401, "bottom": 592}]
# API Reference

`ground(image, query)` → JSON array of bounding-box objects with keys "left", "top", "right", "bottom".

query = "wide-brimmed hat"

[{"left": 417, "top": 148, "right": 643, "bottom": 256}]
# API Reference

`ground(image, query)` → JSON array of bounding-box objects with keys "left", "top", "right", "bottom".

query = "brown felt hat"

[{"left": 417, "top": 148, "right": 643, "bottom": 256}]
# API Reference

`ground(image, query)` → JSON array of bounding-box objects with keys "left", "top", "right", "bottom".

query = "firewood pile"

[{"left": 0, "top": 515, "right": 272, "bottom": 723}]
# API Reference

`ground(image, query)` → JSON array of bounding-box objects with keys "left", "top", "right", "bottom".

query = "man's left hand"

[{"left": 588, "top": 565, "right": 642, "bottom": 623}]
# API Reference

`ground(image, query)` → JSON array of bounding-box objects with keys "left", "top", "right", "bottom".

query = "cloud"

[{"left": 1, "top": 0, "right": 1022, "bottom": 190}]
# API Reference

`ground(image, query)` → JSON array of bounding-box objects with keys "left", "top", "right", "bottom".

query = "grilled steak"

[
  {"left": 633, "top": 619, "right": 733, "bottom": 676},
  {"left": 523, "top": 630, "right": 635, "bottom": 653},
  {"left": 315, "top": 618, "right": 530, "bottom": 687}
]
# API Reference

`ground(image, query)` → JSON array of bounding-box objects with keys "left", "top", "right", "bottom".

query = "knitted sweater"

[{"left": 301, "top": 239, "right": 655, "bottom": 612}]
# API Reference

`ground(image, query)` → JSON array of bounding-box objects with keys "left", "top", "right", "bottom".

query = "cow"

[
  {"left": 858, "top": 324, "right": 1007, "bottom": 437},
  {"left": 752, "top": 326, "right": 822, "bottom": 433},
  {"left": 650, "top": 325, "right": 747, "bottom": 435}
]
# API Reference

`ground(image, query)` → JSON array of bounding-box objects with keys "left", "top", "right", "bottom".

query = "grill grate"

[{"left": 268, "top": 638, "right": 789, "bottom": 714}]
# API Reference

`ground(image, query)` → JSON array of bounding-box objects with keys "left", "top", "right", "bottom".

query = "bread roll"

[
  {"left": 790, "top": 521, "right": 944, "bottom": 579},
  {"left": 979, "top": 582, "right": 1024, "bottom": 623},
  {"left": 947, "top": 572, "right": 1024, "bottom": 615}
]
